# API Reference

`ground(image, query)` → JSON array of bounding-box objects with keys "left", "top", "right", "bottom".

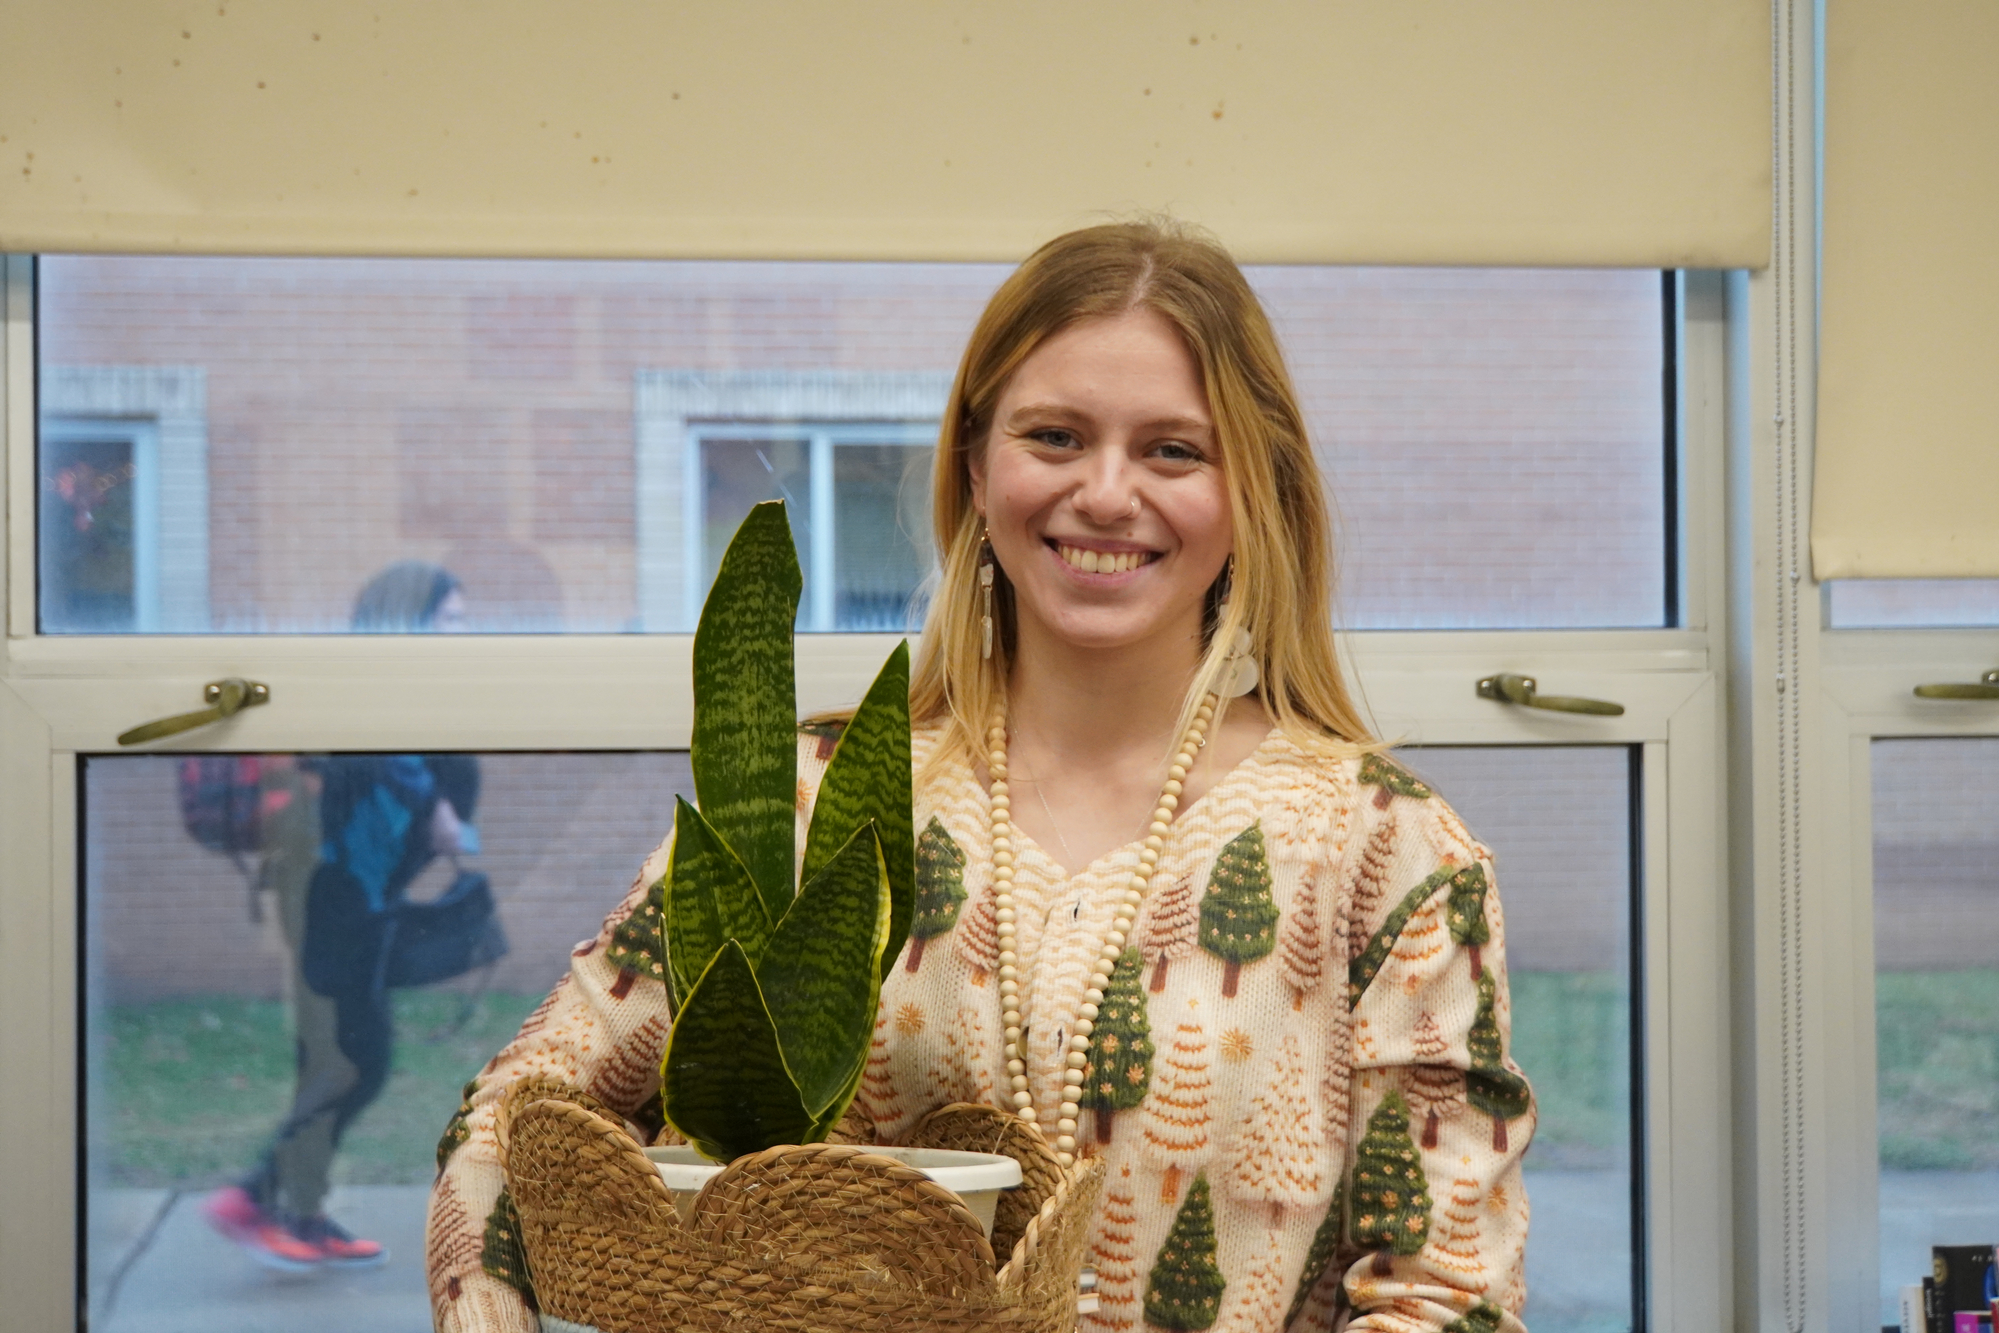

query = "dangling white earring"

[
  {"left": 1216, "top": 559, "right": 1258, "bottom": 697},
  {"left": 978, "top": 532, "right": 996, "bottom": 661}
]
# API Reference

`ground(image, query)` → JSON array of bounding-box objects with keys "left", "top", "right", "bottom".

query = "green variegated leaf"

[
  {"left": 692, "top": 501, "right": 801, "bottom": 920},
  {"left": 661, "top": 940, "right": 814, "bottom": 1162},
  {"left": 665, "top": 797, "right": 773, "bottom": 1004},
  {"left": 759, "top": 823, "right": 891, "bottom": 1117},
  {"left": 802, "top": 641, "right": 914, "bottom": 977},
  {"left": 808, "top": 1057, "right": 869, "bottom": 1141}
]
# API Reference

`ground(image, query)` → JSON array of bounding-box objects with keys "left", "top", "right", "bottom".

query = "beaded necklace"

[{"left": 984, "top": 691, "right": 1222, "bottom": 1169}]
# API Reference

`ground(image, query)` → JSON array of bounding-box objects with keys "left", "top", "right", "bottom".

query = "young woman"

[{"left": 427, "top": 223, "right": 1534, "bottom": 1332}]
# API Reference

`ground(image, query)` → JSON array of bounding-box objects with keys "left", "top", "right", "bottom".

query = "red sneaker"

[
  {"left": 296, "top": 1214, "right": 387, "bottom": 1268},
  {"left": 199, "top": 1185, "right": 264, "bottom": 1243},
  {"left": 202, "top": 1189, "right": 322, "bottom": 1272}
]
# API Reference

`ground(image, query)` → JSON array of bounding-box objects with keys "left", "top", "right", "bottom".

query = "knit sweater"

[{"left": 426, "top": 724, "right": 1534, "bottom": 1333}]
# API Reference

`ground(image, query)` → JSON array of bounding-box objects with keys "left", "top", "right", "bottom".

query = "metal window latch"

[
  {"left": 117, "top": 678, "right": 271, "bottom": 747},
  {"left": 1477, "top": 673, "right": 1625, "bottom": 716},
  {"left": 1914, "top": 669, "right": 1999, "bottom": 700}
]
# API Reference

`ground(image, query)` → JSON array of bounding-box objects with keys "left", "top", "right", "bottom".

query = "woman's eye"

[
  {"left": 1154, "top": 440, "right": 1205, "bottom": 463},
  {"left": 1030, "top": 428, "right": 1081, "bottom": 450}
]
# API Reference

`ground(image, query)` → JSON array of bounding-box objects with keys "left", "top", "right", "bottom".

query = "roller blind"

[
  {"left": 0, "top": 1, "right": 1770, "bottom": 265},
  {"left": 1815, "top": 2, "right": 1999, "bottom": 578}
]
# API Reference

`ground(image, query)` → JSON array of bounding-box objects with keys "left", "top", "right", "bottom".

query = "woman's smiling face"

[{"left": 969, "top": 306, "right": 1233, "bottom": 659}]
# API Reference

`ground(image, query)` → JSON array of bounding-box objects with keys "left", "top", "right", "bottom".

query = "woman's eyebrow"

[
  {"left": 1003, "top": 403, "right": 1213, "bottom": 435},
  {"left": 1002, "top": 402, "right": 1090, "bottom": 430}
]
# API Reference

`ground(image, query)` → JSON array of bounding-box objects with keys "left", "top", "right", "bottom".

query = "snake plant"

[{"left": 658, "top": 501, "right": 914, "bottom": 1162}]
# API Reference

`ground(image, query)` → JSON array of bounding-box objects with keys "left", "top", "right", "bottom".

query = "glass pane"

[
  {"left": 39, "top": 424, "right": 143, "bottom": 631},
  {"left": 82, "top": 751, "right": 693, "bottom": 1330},
  {"left": 1256, "top": 268, "right": 1669, "bottom": 630},
  {"left": 1829, "top": 579, "right": 1999, "bottom": 628},
  {"left": 699, "top": 436, "right": 815, "bottom": 596},
  {"left": 1872, "top": 738, "right": 1999, "bottom": 1325},
  {"left": 1405, "top": 746, "right": 1638, "bottom": 1333},
  {"left": 831, "top": 442, "right": 933, "bottom": 631},
  {"left": 39, "top": 256, "right": 1665, "bottom": 634}
]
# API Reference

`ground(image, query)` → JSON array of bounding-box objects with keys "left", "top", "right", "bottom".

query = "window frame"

[
  {"left": 0, "top": 252, "right": 1735, "bottom": 1332},
  {"left": 1814, "top": 628, "right": 1999, "bottom": 1330}
]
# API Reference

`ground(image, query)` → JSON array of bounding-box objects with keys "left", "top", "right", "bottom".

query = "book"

[
  {"left": 1902, "top": 1284, "right": 1928, "bottom": 1333},
  {"left": 1937, "top": 1246, "right": 1997, "bottom": 1321}
]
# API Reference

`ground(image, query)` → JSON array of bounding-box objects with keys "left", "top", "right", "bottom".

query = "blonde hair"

[{"left": 907, "top": 218, "right": 1375, "bottom": 768}]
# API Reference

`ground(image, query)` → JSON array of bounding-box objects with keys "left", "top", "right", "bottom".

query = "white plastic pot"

[{"left": 644, "top": 1145, "right": 1023, "bottom": 1236}]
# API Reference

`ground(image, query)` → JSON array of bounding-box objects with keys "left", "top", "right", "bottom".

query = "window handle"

[
  {"left": 1477, "top": 673, "right": 1625, "bottom": 716},
  {"left": 1914, "top": 669, "right": 1999, "bottom": 700},
  {"left": 117, "top": 678, "right": 271, "bottom": 747}
]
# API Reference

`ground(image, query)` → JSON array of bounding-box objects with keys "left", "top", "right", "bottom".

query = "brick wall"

[{"left": 39, "top": 256, "right": 1665, "bottom": 633}]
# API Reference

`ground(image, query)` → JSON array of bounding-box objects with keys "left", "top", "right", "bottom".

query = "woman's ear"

[{"left": 965, "top": 438, "right": 988, "bottom": 516}]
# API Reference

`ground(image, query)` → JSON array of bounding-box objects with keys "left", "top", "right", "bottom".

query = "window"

[
  {"left": 2, "top": 254, "right": 1728, "bottom": 1333},
  {"left": 36, "top": 365, "right": 210, "bottom": 632},
  {"left": 33, "top": 256, "right": 1671, "bottom": 634},
  {"left": 1826, "top": 579, "right": 1999, "bottom": 629},
  {"left": 634, "top": 369, "right": 950, "bottom": 631},
  {"left": 1818, "top": 635, "right": 1999, "bottom": 1326}
]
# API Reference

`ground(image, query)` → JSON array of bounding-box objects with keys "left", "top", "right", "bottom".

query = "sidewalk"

[
  {"left": 87, "top": 1171, "right": 1630, "bottom": 1332},
  {"left": 91, "top": 1184, "right": 434, "bottom": 1333}
]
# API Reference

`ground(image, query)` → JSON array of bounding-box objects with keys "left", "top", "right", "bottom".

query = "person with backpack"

[{"left": 203, "top": 562, "right": 490, "bottom": 1270}]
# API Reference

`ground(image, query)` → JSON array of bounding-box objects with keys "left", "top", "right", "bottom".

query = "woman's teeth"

[{"left": 1057, "top": 544, "right": 1148, "bottom": 574}]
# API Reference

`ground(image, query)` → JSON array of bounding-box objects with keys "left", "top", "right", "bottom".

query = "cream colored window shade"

[
  {"left": 1, "top": 1, "right": 1769, "bottom": 266},
  {"left": 1815, "top": 2, "right": 1999, "bottom": 578}
]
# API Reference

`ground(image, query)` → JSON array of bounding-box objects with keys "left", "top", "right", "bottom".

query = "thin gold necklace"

[{"left": 1011, "top": 724, "right": 1200, "bottom": 871}]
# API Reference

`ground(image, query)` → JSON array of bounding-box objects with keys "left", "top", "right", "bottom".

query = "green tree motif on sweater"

[
  {"left": 1197, "top": 823, "right": 1280, "bottom": 998},
  {"left": 1443, "top": 1300, "right": 1507, "bottom": 1332},
  {"left": 1080, "top": 946, "right": 1154, "bottom": 1144},
  {"left": 904, "top": 816, "right": 966, "bottom": 973},
  {"left": 1352, "top": 1090, "right": 1432, "bottom": 1276},
  {"left": 604, "top": 875, "right": 666, "bottom": 999},
  {"left": 1359, "top": 752, "right": 1433, "bottom": 808},
  {"left": 1466, "top": 971, "right": 1533, "bottom": 1152},
  {"left": 480, "top": 1187, "right": 537, "bottom": 1310},
  {"left": 1143, "top": 1173, "right": 1226, "bottom": 1330},
  {"left": 1444, "top": 863, "right": 1492, "bottom": 980},
  {"left": 1286, "top": 1173, "right": 1348, "bottom": 1327},
  {"left": 435, "top": 1076, "right": 479, "bottom": 1173}
]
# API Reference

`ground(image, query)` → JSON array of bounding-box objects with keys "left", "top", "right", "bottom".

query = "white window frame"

[
  {"left": 0, "top": 252, "right": 1736, "bottom": 1332},
  {"left": 1813, "top": 630, "right": 1999, "bottom": 1331}
]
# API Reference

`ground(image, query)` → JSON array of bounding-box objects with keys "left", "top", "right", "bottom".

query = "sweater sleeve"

[
  {"left": 1333, "top": 772, "right": 1536, "bottom": 1333},
  {"left": 424, "top": 733, "right": 840, "bottom": 1333},
  {"left": 424, "top": 833, "right": 675, "bottom": 1333}
]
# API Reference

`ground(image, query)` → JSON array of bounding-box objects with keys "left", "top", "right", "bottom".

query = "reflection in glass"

[
  {"left": 39, "top": 255, "right": 1665, "bottom": 634},
  {"left": 1406, "top": 746, "right": 1638, "bottom": 1333},
  {"left": 82, "top": 752, "right": 692, "bottom": 1330},
  {"left": 1829, "top": 579, "right": 1999, "bottom": 629},
  {"left": 1872, "top": 738, "right": 1999, "bottom": 1324},
  {"left": 696, "top": 425, "right": 933, "bottom": 631},
  {"left": 39, "top": 423, "right": 146, "bottom": 632}
]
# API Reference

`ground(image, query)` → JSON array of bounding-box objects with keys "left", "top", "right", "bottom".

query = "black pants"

[{"left": 242, "top": 977, "right": 393, "bottom": 1220}]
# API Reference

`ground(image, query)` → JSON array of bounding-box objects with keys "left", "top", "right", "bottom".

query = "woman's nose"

[{"left": 1073, "top": 457, "right": 1140, "bottom": 525}]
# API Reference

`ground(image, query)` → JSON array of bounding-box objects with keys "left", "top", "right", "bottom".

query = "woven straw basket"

[{"left": 499, "top": 1080, "right": 1106, "bottom": 1333}]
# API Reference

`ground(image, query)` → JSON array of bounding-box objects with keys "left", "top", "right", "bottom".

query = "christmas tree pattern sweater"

[{"left": 427, "top": 726, "right": 1536, "bottom": 1333}]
